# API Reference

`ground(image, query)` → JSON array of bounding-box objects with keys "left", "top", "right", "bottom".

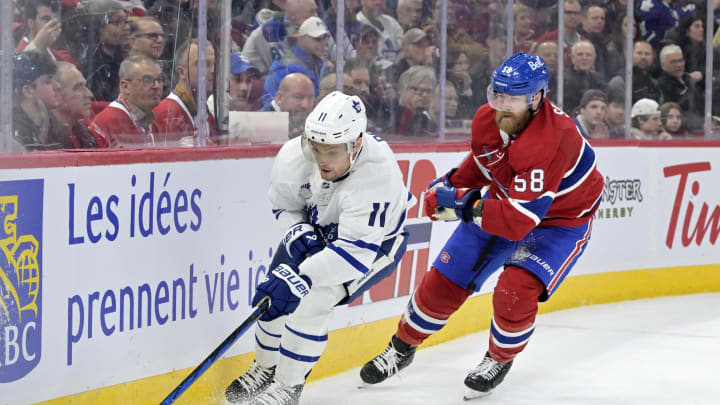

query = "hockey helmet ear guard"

[
  {"left": 488, "top": 52, "right": 549, "bottom": 113},
  {"left": 302, "top": 91, "right": 367, "bottom": 166}
]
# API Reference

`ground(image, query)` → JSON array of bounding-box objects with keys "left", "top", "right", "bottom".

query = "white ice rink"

[{"left": 302, "top": 293, "right": 720, "bottom": 405}]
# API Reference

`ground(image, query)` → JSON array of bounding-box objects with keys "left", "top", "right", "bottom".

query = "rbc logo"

[{"left": 0, "top": 179, "right": 43, "bottom": 382}]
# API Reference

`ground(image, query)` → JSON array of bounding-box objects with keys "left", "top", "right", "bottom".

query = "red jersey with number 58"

[{"left": 450, "top": 99, "right": 604, "bottom": 241}]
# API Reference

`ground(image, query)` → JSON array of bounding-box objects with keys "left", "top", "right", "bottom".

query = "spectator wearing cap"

[
  {"left": 263, "top": 16, "right": 330, "bottom": 108},
  {"left": 153, "top": 40, "right": 217, "bottom": 146},
  {"left": 357, "top": 0, "right": 404, "bottom": 63},
  {"left": 630, "top": 98, "right": 666, "bottom": 140},
  {"left": 50, "top": 62, "right": 103, "bottom": 148},
  {"left": 574, "top": 89, "right": 609, "bottom": 139},
  {"left": 390, "top": 28, "right": 437, "bottom": 83},
  {"left": 12, "top": 51, "right": 61, "bottom": 151},
  {"left": 656, "top": 44, "right": 704, "bottom": 132},
  {"left": 241, "top": 0, "right": 318, "bottom": 74},
  {"left": 263, "top": 73, "right": 316, "bottom": 139},
  {"left": 604, "top": 92, "right": 627, "bottom": 139},
  {"left": 323, "top": 0, "right": 363, "bottom": 61},
  {"left": 82, "top": 0, "right": 131, "bottom": 102},
  {"left": 90, "top": 55, "right": 162, "bottom": 147},
  {"left": 16, "top": 0, "right": 79, "bottom": 67},
  {"left": 608, "top": 40, "right": 663, "bottom": 105},
  {"left": 228, "top": 53, "right": 263, "bottom": 111}
]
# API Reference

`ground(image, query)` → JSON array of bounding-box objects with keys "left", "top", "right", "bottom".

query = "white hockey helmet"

[{"left": 303, "top": 91, "right": 367, "bottom": 156}]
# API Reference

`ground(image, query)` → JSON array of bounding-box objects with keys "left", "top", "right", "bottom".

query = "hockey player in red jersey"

[{"left": 360, "top": 52, "right": 604, "bottom": 400}]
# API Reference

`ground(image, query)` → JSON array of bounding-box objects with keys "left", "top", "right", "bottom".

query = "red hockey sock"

[
  {"left": 488, "top": 266, "right": 545, "bottom": 363},
  {"left": 397, "top": 267, "right": 473, "bottom": 346}
]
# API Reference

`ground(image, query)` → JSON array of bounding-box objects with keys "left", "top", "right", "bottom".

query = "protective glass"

[{"left": 486, "top": 85, "right": 531, "bottom": 113}]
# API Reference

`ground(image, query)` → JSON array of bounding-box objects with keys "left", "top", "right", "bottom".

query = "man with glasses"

[
  {"left": 128, "top": 17, "right": 166, "bottom": 60},
  {"left": 395, "top": 65, "right": 436, "bottom": 135},
  {"left": 361, "top": 52, "right": 603, "bottom": 400},
  {"left": 90, "top": 55, "right": 162, "bottom": 147},
  {"left": 533, "top": 0, "right": 587, "bottom": 67},
  {"left": 154, "top": 39, "right": 217, "bottom": 145}
]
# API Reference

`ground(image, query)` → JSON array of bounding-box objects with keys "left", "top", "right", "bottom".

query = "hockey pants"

[{"left": 254, "top": 232, "right": 408, "bottom": 386}]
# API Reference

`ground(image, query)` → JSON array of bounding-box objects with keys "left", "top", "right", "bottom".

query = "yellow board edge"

[{"left": 37, "top": 264, "right": 720, "bottom": 405}]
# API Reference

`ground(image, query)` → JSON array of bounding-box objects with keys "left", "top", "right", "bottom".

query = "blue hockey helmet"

[{"left": 488, "top": 52, "right": 549, "bottom": 112}]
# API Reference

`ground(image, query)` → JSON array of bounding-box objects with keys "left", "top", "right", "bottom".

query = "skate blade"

[{"left": 462, "top": 388, "right": 492, "bottom": 401}]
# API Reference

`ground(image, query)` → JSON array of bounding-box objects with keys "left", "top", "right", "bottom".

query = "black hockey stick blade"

[{"left": 159, "top": 296, "right": 271, "bottom": 405}]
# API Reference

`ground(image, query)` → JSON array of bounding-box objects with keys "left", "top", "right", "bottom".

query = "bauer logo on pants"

[{"left": 0, "top": 179, "right": 44, "bottom": 382}]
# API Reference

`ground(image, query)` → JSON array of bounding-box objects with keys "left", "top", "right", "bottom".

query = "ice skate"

[
  {"left": 247, "top": 380, "right": 304, "bottom": 405},
  {"left": 462, "top": 352, "right": 513, "bottom": 400},
  {"left": 224, "top": 362, "right": 276, "bottom": 404},
  {"left": 359, "top": 334, "right": 417, "bottom": 385}
]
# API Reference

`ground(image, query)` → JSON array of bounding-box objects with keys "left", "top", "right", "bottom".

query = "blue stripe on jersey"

[
  {"left": 336, "top": 237, "right": 380, "bottom": 253},
  {"left": 285, "top": 325, "right": 328, "bottom": 342},
  {"left": 257, "top": 322, "right": 282, "bottom": 338},
  {"left": 407, "top": 191, "right": 413, "bottom": 201},
  {"left": 272, "top": 209, "right": 285, "bottom": 220},
  {"left": 280, "top": 345, "right": 321, "bottom": 363},
  {"left": 387, "top": 208, "right": 406, "bottom": 237},
  {"left": 517, "top": 194, "right": 554, "bottom": 219},
  {"left": 558, "top": 141, "right": 595, "bottom": 194},
  {"left": 327, "top": 243, "right": 370, "bottom": 274},
  {"left": 490, "top": 322, "right": 535, "bottom": 345},
  {"left": 255, "top": 336, "right": 279, "bottom": 351}
]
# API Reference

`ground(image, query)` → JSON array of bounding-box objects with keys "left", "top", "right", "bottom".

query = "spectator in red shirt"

[
  {"left": 16, "top": 0, "right": 79, "bottom": 66},
  {"left": 90, "top": 55, "right": 163, "bottom": 147},
  {"left": 533, "top": 0, "right": 587, "bottom": 67},
  {"left": 153, "top": 39, "right": 217, "bottom": 146},
  {"left": 51, "top": 62, "right": 103, "bottom": 148}
]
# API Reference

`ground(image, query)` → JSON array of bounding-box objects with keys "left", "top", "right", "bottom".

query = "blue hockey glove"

[
  {"left": 252, "top": 264, "right": 312, "bottom": 321},
  {"left": 428, "top": 168, "right": 458, "bottom": 191},
  {"left": 282, "top": 222, "right": 325, "bottom": 265},
  {"left": 424, "top": 185, "right": 481, "bottom": 222}
]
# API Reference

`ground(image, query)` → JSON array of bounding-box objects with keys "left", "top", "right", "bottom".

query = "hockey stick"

[{"left": 159, "top": 296, "right": 271, "bottom": 405}]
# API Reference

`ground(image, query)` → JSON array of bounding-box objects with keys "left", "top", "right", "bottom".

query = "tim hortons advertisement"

[{"left": 1, "top": 145, "right": 719, "bottom": 404}]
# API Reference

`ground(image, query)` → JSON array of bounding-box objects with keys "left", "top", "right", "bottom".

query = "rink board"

[{"left": 0, "top": 142, "right": 719, "bottom": 405}]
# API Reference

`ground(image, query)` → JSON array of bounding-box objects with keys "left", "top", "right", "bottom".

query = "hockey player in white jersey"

[{"left": 224, "top": 91, "right": 414, "bottom": 405}]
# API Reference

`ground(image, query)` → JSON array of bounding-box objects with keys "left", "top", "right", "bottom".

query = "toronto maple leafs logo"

[
  {"left": 352, "top": 100, "right": 362, "bottom": 113},
  {"left": 306, "top": 203, "right": 319, "bottom": 225}
]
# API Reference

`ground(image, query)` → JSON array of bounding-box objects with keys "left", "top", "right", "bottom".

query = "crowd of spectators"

[{"left": 8, "top": 0, "right": 720, "bottom": 152}]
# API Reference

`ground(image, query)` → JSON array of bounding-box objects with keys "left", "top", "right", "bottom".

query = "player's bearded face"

[
  {"left": 494, "top": 108, "right": 531, "bottom": 134},
  {"left": 309, "top": 141, "right": 352, "bottom": 181}
]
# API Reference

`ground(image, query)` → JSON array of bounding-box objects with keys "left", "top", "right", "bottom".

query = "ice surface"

[{"left": 302, "top": 294, "right": 720, "bottom": 404}]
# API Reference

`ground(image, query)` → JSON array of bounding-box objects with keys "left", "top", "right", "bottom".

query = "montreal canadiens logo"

[{"left": 440, "top": 252, "right": 451, "bottom": 263}]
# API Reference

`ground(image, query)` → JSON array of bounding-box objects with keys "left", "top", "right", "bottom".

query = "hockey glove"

[
  {"left": 427, "top": 168, "right": 458, "bottom": 191},
  {"left": 252, "top": 264, "right": 312, "bottom": 321},
  {"left": 282, "top": 222, "right": 325, "bottom": 265},
  {"left": 424, "top": 185, "right": 482, "bottom": 222}
]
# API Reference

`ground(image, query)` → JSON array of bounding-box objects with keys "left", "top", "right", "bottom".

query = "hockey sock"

[
  {"left": 397, "top": 267, "right": 473, "bottom": 346},
  {"left": 488, "top": 266, "right": 544, "bottom": 363}
]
